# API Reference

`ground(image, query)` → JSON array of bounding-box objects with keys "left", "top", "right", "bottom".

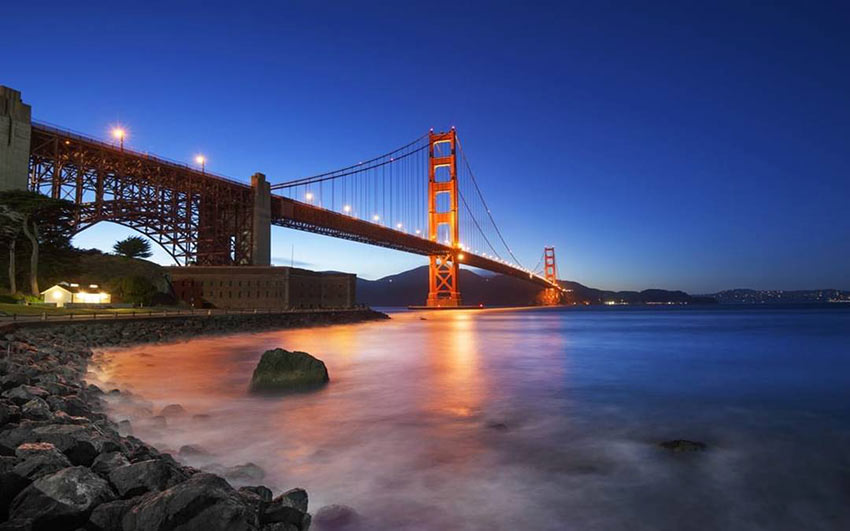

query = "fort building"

[{"left": 168, "top": 266, "right": 356, "bottom": 309}]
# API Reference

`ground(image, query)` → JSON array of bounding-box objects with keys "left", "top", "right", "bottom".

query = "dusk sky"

[{"left": 5, "top": 1, "right": 848, "bottom": 293}]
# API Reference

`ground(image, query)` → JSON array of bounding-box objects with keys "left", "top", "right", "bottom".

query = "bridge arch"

[{"left": 71, "top": 221, "right": 180, "bottom": 266}]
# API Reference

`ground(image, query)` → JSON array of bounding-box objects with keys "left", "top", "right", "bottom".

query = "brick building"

[{"left": 168, "top": 266, "right": 356, "bottom": 309}]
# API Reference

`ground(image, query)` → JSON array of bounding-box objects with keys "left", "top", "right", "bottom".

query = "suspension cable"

[{"left": 456, "top": 136, "right": 525, "bottom": 268}]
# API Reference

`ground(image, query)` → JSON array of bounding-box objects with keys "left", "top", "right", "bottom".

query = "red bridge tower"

[{"left": 426, "top": 129, "right": 462, "bottom": 307}]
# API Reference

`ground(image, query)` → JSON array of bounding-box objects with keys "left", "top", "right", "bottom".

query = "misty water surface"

[{"left": 88, "top": 306, "right": 850, "bottom": 530}]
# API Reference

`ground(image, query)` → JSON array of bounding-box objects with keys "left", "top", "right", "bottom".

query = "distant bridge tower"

[
  {"left": 541, "top": 246, "right": 561, "bottom": 305},
  {"left": 544, "top": 246, "right": 558, "bottom": 285},
  {"left": 426, "top": 129, "right": 462, "bottom": 307}
]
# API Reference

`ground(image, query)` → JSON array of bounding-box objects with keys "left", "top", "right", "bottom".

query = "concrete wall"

[
  {"left": 168, "top": 266, "right": 356, "bottom": 309},
  {"left": 0, "top": 86, "right": 31, "bottom": 192}
]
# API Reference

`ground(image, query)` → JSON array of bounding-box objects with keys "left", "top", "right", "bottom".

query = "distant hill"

[{"left": 356, "top": 266, "right": 716, "bottom": 307}]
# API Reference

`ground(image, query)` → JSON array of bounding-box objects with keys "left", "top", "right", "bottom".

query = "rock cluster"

[
  {"left": 250, "top": 350, "right": 330, "bottom": 393},
  {"left": 0, "top": 310, "right": 387, "bottom": 530}
]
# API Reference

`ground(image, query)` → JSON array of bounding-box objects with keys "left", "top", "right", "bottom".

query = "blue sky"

[{"left": 5, "top": 1, "right": 849, "bottom": 292}]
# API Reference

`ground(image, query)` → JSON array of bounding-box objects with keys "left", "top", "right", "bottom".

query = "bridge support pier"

[
  {"left": 251, "top": 172, "right": 271, "bottom": 266},
  {"left": 426, "top": 130, "right": 462, "bottom": 307},
  {"left": 0, "top": 86, "right": 31, "bottom": 192}
]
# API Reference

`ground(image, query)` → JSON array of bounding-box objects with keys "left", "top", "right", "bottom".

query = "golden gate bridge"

[{"left": 7, "top": 86, "right": 563, "bottom": 306}]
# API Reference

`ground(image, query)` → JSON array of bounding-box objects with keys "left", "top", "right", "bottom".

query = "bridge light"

[
  {"left": 305, "top": 192, "right": 314, "bottom": 201},
  {"left": 195, "top": 154, "right": 206, "bottom": 174},
  {"left": 458, "top": 253, "right": 465, "bottom": 260},
  {"left": 343, "top": 205, "right": 351, "bottom": 213},
  {"left": 396, "top": 222, "right": 403, "bottom": 229},
  {"left": 415, "top": 229, "right": 421, "bottom": 235},
  {"left": 111, "top": 127, "right": 126, "bottom": 150},
  {"left": 372, "top": 214, "right": 380, "bottom": 222}
]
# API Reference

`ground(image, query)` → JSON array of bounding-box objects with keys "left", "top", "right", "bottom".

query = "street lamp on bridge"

[
  {"left": 111, "top": 128, "right": 126, "bottom": 151},
  {"left": 195, "top": 155, "right": 206, "bottom": 174}
]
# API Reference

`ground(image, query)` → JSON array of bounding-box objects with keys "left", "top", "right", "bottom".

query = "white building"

[{"left": 41, "top": 282, "right": 111, "bottom": 308}]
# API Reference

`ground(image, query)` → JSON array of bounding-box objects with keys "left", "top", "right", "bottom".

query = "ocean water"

[{"left": 88, "top": 306, "right": 850, "bottom": 530}]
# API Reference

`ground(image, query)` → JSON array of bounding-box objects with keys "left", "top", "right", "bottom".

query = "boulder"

[
  {"left": 276, "top": 488, "right": 308, "bottom": 513},
  {"left": 91, "top": 451, "right": 131, "bottom": 477},
  {"left": 9, "top": 466, "right": 115, "bottom": 529},
  {"left": 178, "top": 444, "right": 212, "bottom": 459},
  {"left": 20, "top": 399, "right": 51, "bottom": 422},
  {"left": 87, "top": 497, "right": 141, "bottom": 531},
  {"left": 121, "top": 473, "right": 257, "bottom": 531},
  {"left": 659, "top": 439, "right": 707, "bottom": 452},
  {"left": 313, "top": 504, "right": 361, "bottom": 530},
  {"left": 12, "top": 443, "right": 72, "bottom": 481},
  {"left": 30, "top": 424, "right": 119, "bottom": 466},
  {"left": 2, "top": 386, "right": 49, "bottom": 407},
  {"left": 108, "top": 459, "right": 187, "bottom": 498},
  {"left": 239, "top": 485, "right": 272, "bottom": 503},
  {"left": 249, "top": 349, "right": 329, "bottom": 393},
  {"left": 0, "top": 456, "right": 29, "bottom": 521},
  {"left": 262, "top": 501, "right": 311, "bottom": 530},
  {"left": 223, "top": 462, "right": 265, "bottom": 484},
  {"left": 0, "top": 401, "right": 21, "bottom": 426}
]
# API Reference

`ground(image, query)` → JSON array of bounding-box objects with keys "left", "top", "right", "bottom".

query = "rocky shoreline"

[{"left": 0, "top": 309, "right": 388, "bottom": 530}]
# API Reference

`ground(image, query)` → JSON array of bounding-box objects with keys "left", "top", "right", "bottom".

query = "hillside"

[{"left": 356, "top": 266, "right": 715, "bottom": 307}]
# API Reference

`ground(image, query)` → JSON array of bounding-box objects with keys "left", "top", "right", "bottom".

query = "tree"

[
  {"left": 113, "top": 236, "right": 153, "bottom": 259},
  {"left": 116, "top": 275, "right": 157, "bottom": 306},
  {"left": 0, "top": 191, "right": 75, "bottom": 296},
  {"left": 0, "top": 204, "right": 24, "bottom": 294}
]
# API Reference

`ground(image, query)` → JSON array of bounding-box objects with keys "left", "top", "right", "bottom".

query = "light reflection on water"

[{"left": 88, "top": 306, "right": 850, "bottom": 530}]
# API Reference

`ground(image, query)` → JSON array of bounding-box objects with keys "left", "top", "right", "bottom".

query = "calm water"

[{"left": 88, "top": 306, "right": 850, "bottom": 530}]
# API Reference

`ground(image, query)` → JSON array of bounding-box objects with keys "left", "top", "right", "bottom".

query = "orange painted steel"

[{"left": 426, "top": 130, "right": 462, "bottom": 307}]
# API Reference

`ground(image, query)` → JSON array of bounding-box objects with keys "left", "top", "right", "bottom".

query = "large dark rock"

[
  {"left": 9, "top": 466, "right": 115, "bottom": 530},
  {"left": 249, "top": 349, "right": 329, "bottom": 393},
  {"left": 0, "top": 456, "right": 29, "bottom": 521},
  {"left": 261, "top": 487, "right": 310, "bottom": 529},
  {"left": 0, "top": 401, "right": 22, "bottom": 426},
  {"left": 313, "top": 504, "right": 361, "bottom": 530},
  {"left": 2, "top": 386, "right": 49, "bottom": 407},
  {"left": 277, "top": 488, "right": 308, "bottom": 513},
  {"left": 29, "top": 424, "right": 119, "bottom": 466},
  {"left": 12, "top": 442, "right": 72, "bottom": 481},
  {"left": 87, "top": 496, "right": 141, "bottom": 531},
  {"left": 90, "top": 451, "right": 131, "bottom": 477},
  {"left": 20, "top": 399, "right": 51, "bottom": 422},
  {"left": 121, "top": 473, "right": 257, "bottom": 531},
  {"left": 108, "top": 459, "right": 187, "bottom": 498}
]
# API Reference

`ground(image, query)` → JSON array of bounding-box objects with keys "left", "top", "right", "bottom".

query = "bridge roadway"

[{"left": 28, "top": 122, "right": 555, "bottom": 290}]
